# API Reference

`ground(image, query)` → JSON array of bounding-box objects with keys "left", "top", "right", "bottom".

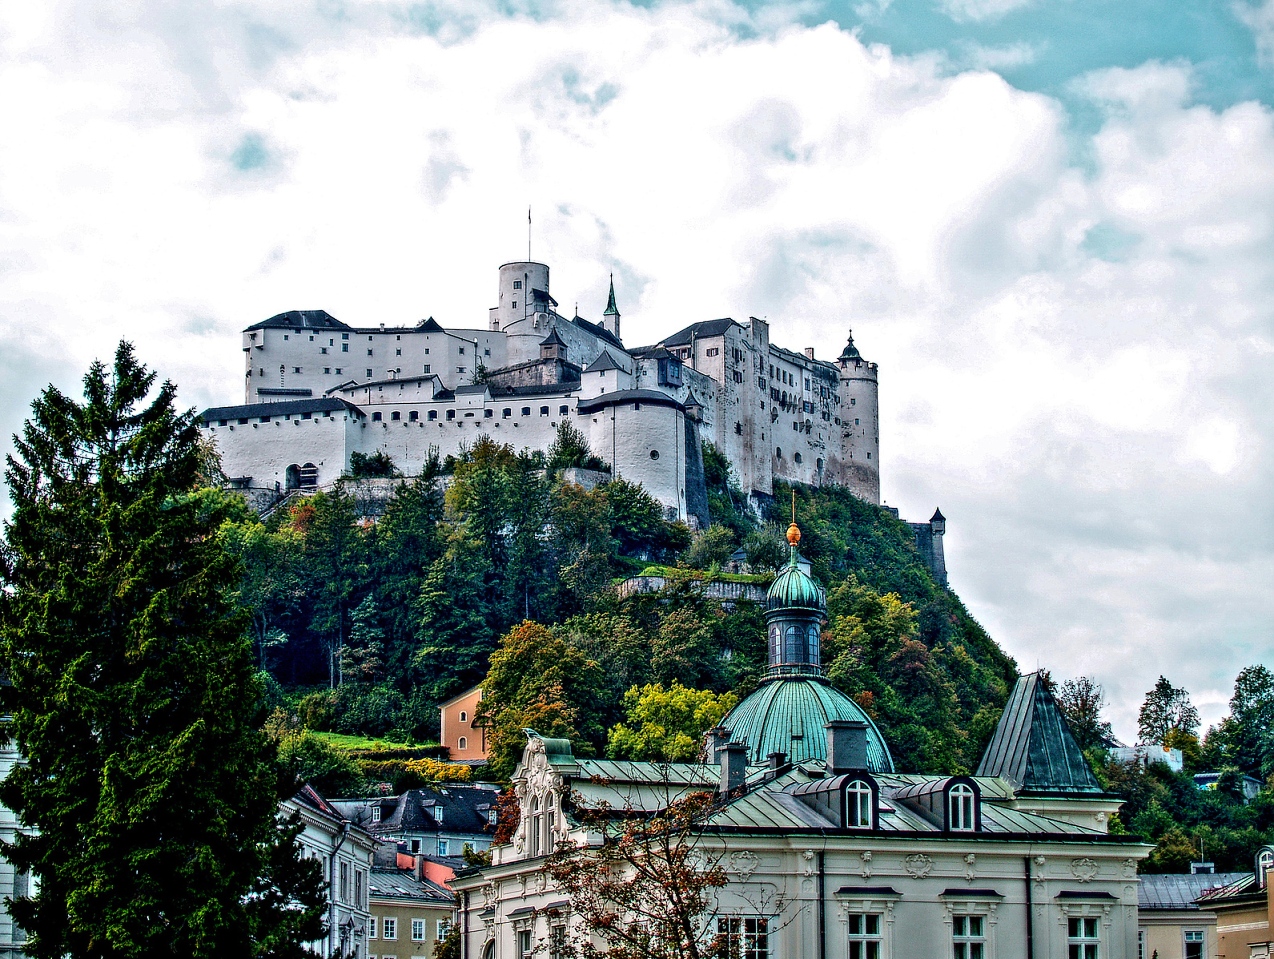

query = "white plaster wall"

[
  {"left": 0, "top": 742, "right": 27, "bottom": 959},
  {"left": 202, "top": 411, "right": 362, "bottom": 489},
  {"left": 839, "top": 358, "right": 881, "bottom": 505},
  {"left": 584, "top": 402, "right": 687, "bottom": 520}
]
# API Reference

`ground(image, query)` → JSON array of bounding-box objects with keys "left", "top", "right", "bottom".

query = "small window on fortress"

[
  {"left": 735, "top": 422, "right": 742, "bottom": 435},
  {"left": 503, "top": 408, "right": 512, "bottom": 418},
  {"left": 373, "top": 412, "right": 382, "bottom": 422},
  {"left": 324, "top": 368, "right": 331, "bottom": 374},
  {"left": 850, "top": 398, "right": 856, "bottom": 405},
  {"left": 367, "top": 349, "right": 373, "bottom": 356},
  {"left": 559, "top": 405, "right": 568, "bottom": 415},
  {"left": 649, "top": 450, "right": 659, "bottom": 460},
  {"left": 817, "top": 458, "right": 824, "bottom": 470},
  {"left": 342, "top": 333, "right": 349, "bottom": 340},
  {"left": 855, "top": 418, "right": 860, "bottom": 425},
  {"left": 447, "top": 410, "right": 455, "bottom": 421},
  {"left": 776, "top": 447, "right": 782, "bottom": 458},
  {"left": 539, "top": 406, "right": 549, "bottom": 416},
  {"left": 238, "top": 418, "right": 249, "bottom": 425},
  {"left": 309, "top": 335, "right": 314, "bottom": 341},
  {"left": 459, "top": 347, "right": 465, "bottom": 355},
  {"left": 484, "top": 409, "right": 493, "bottom": 418},
  {"left": 707, "top": 348, "right": 719, "bottom": 357},
  {"left": 522, "top": 407, "right": 531, "bottom": 416},
  {"left": 512, "top": 301, "right": 517, "bottom": 309},
  {"left": 513, "top": 280, "right": 522, "bottom": 289},
  {"left": 342, "top": 344, "right": 348, "bottom": 352},
  {"left": 259, "top": 416, "right": 270, "bottom": 423},
  {"left": 366, "top": 369, "right": 373, "bottom": 378},
  {"left": 794, "top": 452, "right": 802, "bottom": 464},
  {"left": 218, "top": 419, "right": 227, "bottom": 426},
  {"left": 293, "top": 367, "right": 302, "bottom": 374},
  {"left": 335, "top": 368, "right": 342, "bottom": 375},
  {"left": 391, "top": 411, "right": 400, "bottom": 421},
  {"left": 283, "top": 334, "right": 289, "bottom": 341},
  {"left": 396, "top": 349, "right": 401, "bottom": 356},
  {"left": 428, "top": 411, "right": 437, "bottom": 421},
  {"left": 409, "top": 411, "right": 419, "bottom": 422},
  {"left": 423, "top": 365, "right": 431, "bottom": 374}
]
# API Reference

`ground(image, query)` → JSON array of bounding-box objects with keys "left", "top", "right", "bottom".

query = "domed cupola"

[
  {"left": 717, "top": 513, "right": 895, "bottom": 772},
  {"left": 763, "top": 520, "right": 826, "bottom": 680}
]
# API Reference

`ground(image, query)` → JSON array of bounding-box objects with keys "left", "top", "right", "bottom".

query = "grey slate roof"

[
  {"left": 661, "top": 318, "right": 740, "bottom": 346},
  {"left": 246, "top": 309, "right": 351, "bottom": 332},
  {"left": 583, "top": 350, "right": 625, "bottom": 374},
  {"left": 976, "top": 672, "right": 1104, "bottom": 794},
  {"left": 576, "top": 389, "right": 686, "bottom": 414},
  {"left": 200, "top": 397, "right": 365, "bottom": 422},
  {"left": 369, "top": 867, "right": 453, "bottom": 905},
  {"left": 1196, "top": 872, "right": 1263, "bottom": 905},
  {"left": 332, "top": 785, "right": 502, "bottom": 838},
  {"left": 539, "top": 328, "right": 567, "bottom": 347},
  {"left": 1139, "top": 873, "right": 1248, "bottom": 910},
  {"left": 569, "top": 313, "right": 624, "bottom": 350}
]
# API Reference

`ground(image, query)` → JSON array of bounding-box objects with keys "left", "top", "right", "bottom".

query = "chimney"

[
  {"left": 767, "top": 751, "right": 787, "bottom": 771},
  {"left": 719, "top": 742, "right": 748, "bottom": 797},
  {"left": 704, "top": 726, "right": 731, "bottom": 763},
  {"left": 825, "top": 720, "right": 868, "bottom": 774},
  {"left": 804, "top": 347, "right": 815, "bottom": 360}
]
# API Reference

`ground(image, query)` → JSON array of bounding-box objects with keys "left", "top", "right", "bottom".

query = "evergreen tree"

[
  {"left": 0, "top": 344, "right": 326, "bottom": 958},
  {"left": 1138, "top": 676, "right": 1201, "bottom": 746}
]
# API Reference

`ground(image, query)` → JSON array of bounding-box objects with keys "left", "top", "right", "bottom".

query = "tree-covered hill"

[{"left": 224, "top": 427, "right": 1017, "bottom": 780}]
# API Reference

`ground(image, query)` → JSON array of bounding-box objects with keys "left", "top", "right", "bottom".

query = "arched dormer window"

[
  {"left": 528, "top": 796, "right": 541, "bottom": 857},
  {"left": 947, "top": 780, "right": 979, "bottom": 832},
  {"left": 844, "top": 777, "right": 877, "bottom": 829},
  {"left": 1258, "top": 846, "right": 1274, "bottom": 888}
]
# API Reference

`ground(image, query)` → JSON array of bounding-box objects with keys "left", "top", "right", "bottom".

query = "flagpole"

[{"left": 528, "top": 206, "right": 532, "bottom": 262}]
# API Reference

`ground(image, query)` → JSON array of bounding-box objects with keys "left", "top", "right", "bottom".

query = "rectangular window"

[
  {"left": 336, "top": 368, "right": 342, "bottom": 374},
  {"left": 847, "top": 914, "right": 881, "bottom": 959},
  {"left": 550, "top": 924, "right": 567, "bottom": 959},
  {"left": 513, "top": 280, "right": 522, "bottom": 289},
  {"left": 355, "top": 869, "right": 364, "bottom": 908},
  {"left": 339, "top": 862, "right": 350, "bottom": 902},
  {"left": 342, "top": 333, "right": 350, "bottom": 340},
  {"left": 369, "top": 917, "right": 378, "bottom": 939},
  {"left": 371, "top": 806, "right": 381, "bottom": 822},
  {"left": 368, "top": 349, "right": 374, "bottom": 356},
  {"left": 459, "top": 347, "right": 465, "bottom": 354},
  {"left": 412, "top": 919, "right": 425, "bottom": 941},
  {"left": 437, "top": 919, "right": 451, "bottom": 941},
  {"left": 953, "top": 915, "right": 986, "bottom": 959},
  {"left": 324, "top": 367, "right": 331, "bottom": 374},
  {"left": 1184, "top": 930, "right": 1204, "bottom": 959},
  {"left": 342, "top": 343, "right": 349, "bottom": 352},
  {"left": 1067, "top": 917, "right": 1099, "bottom": 959},
  {"left": 383, "top": 918, "right": 397, "bottom": 941},
  {"left": 423, "top": 365, "right": 431, "bottom": 374},
  {"left": 321, "top": 347, "right": 328, "bottom": 354},
  {"left": 410, "top": 839, "right": 421, "bottom": 853},
  {"left": 396, "top": 349, "right": 401, "bottom": 356},
  {"left": 1137, "top": 930, "right": 1143, "bottom": 959},
  {"left": 367, "top": 369, "right": 373, "bottom": 378},
  {"left": 717, "top": 918, "right": 768, "bottom": 959},
  {"left": 457, "top": 367, "right": 466, "bottom": 373},
  {"left": 438, "top": 839, "right": 449, "bottom": 856},
  {"left": 518, "top": 930, "right": 533, "bottom": 959},
  {"left": 707, "top": 347, "right": 720, "bottom": 356}
]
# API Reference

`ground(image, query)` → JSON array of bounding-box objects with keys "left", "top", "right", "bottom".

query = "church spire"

[{"left": 601, "top": 273, "right": 621, "bottom": 341}]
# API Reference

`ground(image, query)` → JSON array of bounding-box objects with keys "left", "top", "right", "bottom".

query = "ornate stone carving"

[
  {"left": 1032, "top": 855, "right": 1047, "bottom": 884},
  {"left": 1121, "top": 859, "right": 1137, "bottom": 880},
  {"left": 964, "top": 853, "right": 977, "bottom": 881},
  {"left": 1070, "top": 858, "right": 1099, "bottom": 883},
  {"left": 730, "top": 850, "right": 760, "bottom": 879},
  {"left": 904, "top": 854, "right": 933, "bottom": 879},
  {"left": 802, "top": 850, "right": 815, "bottom": 878},
  {"left": 859, "top": 850, "right": 873, "bottom": 880}
]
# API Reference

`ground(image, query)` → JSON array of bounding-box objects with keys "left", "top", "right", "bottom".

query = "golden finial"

[{"left": 787, "top": 490, "right": 801, "bottom": 546}]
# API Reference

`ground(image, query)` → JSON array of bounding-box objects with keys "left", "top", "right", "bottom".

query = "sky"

[{"left": 1, "top": 0, "right": 1271, "bottom": 742}]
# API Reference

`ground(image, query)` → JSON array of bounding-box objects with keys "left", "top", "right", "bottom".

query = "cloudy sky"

[{"left": 1, "top": 0, "right": 1271, "bottom": 740}]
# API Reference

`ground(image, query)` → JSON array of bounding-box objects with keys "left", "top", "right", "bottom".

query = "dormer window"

[
  {"left": 948, "top": 782, "right": 977, "bottom": 831},
  {"left": 371, "top": 805, "right": 381, "bottom": 823},
  {"left": 846, "top": 779, "right": 874, "bottom": 829},
  {"left": 1258, "top": 847, "right": 1274, "bottom": 888}
]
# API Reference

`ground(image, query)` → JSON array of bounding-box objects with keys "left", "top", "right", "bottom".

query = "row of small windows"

[
  {"left": 368, "top": 916, "right": 449, "bottom": 942},
  {"left": 709, "top": 912, "right": 992, "bottom": 959},
  {"left": 839, "top": 776, "right": 979, "bottom": 832},
  {"left": 370, "top": 405, "right": 571, "bottom": 423}
]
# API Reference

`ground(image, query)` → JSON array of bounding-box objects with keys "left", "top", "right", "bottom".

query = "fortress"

[{"left": 202, "top": 261, "right": 940, "bottom": 557}]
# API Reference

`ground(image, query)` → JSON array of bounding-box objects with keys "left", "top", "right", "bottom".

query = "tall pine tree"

[{"left": 0, "top": 343, "right": 326, "bottom": 959}]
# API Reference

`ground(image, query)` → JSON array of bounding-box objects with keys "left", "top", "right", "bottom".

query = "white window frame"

[
  {"left": 836, "top": 892, "right": 899, "bottom": 959},
  {"left": 1183, "top": 929, "right": 1204, "bottom": 959},
  {"left": 845, "top": 912, "right": 883, "bottom": 959},
  {"left": 411, "top": 919, "right": 425, "bottom": 941},
  {"left": 949, "top": 783, "right": 976, "bottom": 831},
  {"left": 369, "top": 917, "right": 378, "bottom": 939},
  {"left": 940, "top": 896, "right": 1000, "bottom": 959},
  {"left": 383, "top": 917, "right": 398, "bottom": 941},
  {"left": 846, "top": 779, "right": 873, "bottom": 829},
  {"left": 717, "top": 916, "right": 769, "bottom": 959},
  {"left": 371, "top": 805, "right": 381, "bottom": 822}
]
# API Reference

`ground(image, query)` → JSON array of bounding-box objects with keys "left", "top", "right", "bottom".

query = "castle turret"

[
  {"left": 489, "top": 261, "right": 551, "bottom": 333},
  {"left": 837, "top": 330, "right": 880, "bottom": 505},
  {"left": 602, "top": 274, "right": 621, "bottom": 341}
]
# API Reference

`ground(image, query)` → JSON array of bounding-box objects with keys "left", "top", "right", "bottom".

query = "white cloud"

[
  {"left": 0, "top": 5, "right": 1271, "bottom": 741},
  {"left": 938, "top": 0, "right": 1034, "bottom": 24}
]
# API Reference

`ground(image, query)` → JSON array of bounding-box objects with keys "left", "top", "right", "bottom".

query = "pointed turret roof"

[
  {"left": 931, "top": 507, "right": 946, "bottom": 522},
  {"left": 839, "top": 330, "right": 861, "bottom": 361},
  {"left": 683, "top": 387, "right": 704, "bottom": 409},
  {"left": 603, "top": 274, "right": 619, "bottom": 316},
  {"left": 539, "top": 327, "right": 567, "bottom": 347},
  {"left": 976, "top": 672, "right": 1104, "bottom": 794},
  {"left": 584, "top": 349, "right": 623, "bottom": 374}
]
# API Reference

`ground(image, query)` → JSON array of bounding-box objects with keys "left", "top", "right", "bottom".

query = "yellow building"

[
  {"left": 1197, "top": 848, "right": 1274, "bottom": 959},
  {"left": 367, "top": 866, "right": 454, "bottom": 959},
  {"left": 1138, "top": 872, "right": 1244, "bottom": 959}
]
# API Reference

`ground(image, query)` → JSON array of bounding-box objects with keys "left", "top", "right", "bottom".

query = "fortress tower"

[{"left": 837, "top": 331, "right": 880, "bottom": 505}]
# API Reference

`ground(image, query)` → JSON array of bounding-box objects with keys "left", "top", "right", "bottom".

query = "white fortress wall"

[{"left": 203, "top": 401, "right": 365, "bottom": 490}]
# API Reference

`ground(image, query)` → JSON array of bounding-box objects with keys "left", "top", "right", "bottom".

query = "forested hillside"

[{"left": 218, "top": 426, "right": 1016, "bottom": 781}]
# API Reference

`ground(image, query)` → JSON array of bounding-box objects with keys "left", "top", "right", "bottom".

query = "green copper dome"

[
  {"left": 766, "top": 522, "right": 824, "bottom": 613},
  {"left": 721, "top": 678, "right": 894, "bottom": 771}
]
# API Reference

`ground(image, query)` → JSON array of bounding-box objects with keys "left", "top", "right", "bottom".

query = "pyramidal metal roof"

[{"left": 976, "top": 672, "right": 1104, "bottom": 794}]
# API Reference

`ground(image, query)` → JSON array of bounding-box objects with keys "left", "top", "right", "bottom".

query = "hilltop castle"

[{"left": 201, "top": 259, "right": 898, "bottom": 532}]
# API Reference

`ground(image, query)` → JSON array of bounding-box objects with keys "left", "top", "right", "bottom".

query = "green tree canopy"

[
  {"left": 0, "top": 343, "right": 325, "bottom": 959},
  {"left": 607, "top": 682, "right": 738, "bottom": 763},
  {"left": 1138, "top": 675, "right": 1201, "bottom": 746}
]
